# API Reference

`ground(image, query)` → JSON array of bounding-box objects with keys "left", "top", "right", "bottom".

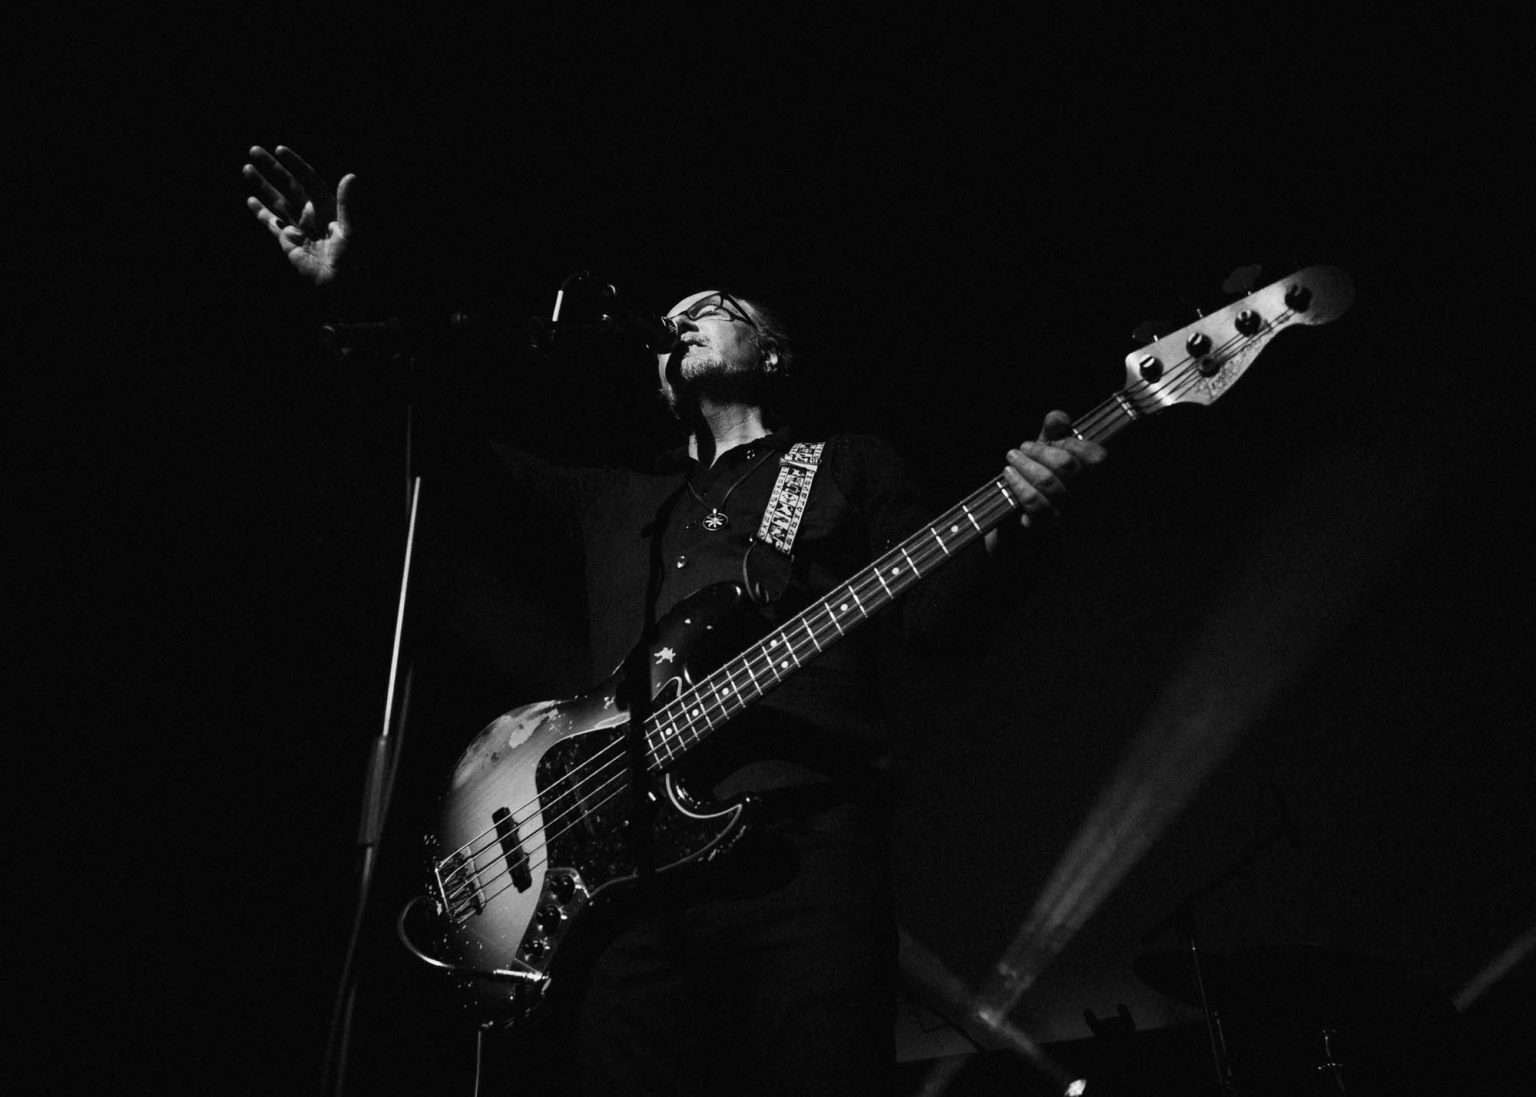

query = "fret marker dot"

[
  {"left": 780, "top": 660, "right": 790, "bottom": 669},
  {"left": 891, "top": 567, "right": 900, "bottom": 575},
  {"left": 840, "top": 602, "right": 848, "bottom": 611},
  {"left": 950, "top": 524, "right": 959, "bottom": 534}
]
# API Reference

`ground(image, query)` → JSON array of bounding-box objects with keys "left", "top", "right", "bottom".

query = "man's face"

[{"left": 656, "top": 289, "right": 772, "bottom": 410}]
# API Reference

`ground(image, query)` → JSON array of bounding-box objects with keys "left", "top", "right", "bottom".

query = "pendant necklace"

[{"left": 687, "top": 447, "right": 778, "bottom": 533}]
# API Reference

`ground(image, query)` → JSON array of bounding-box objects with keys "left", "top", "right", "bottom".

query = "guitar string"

[
  {"left": 439, "top": 512, "right": 956, "bottom": 872},
  {"left": 439, "top": 368, "right": 1187, "bottom": 893},
  {"left": 439, "top": 374, "right": 1165, "bottom": 888},
  {"left": 440, "top": 518, "right": 963, "bottom": 899},
  {"left": 445, "top": 343, "right": 1284, "bottom": 909},
  {"left": 448, "top": 290, "right": 1269, "bottom": 916},
  {"left": 440, "top": 363, "right": 1200, "bottom": 902},
  {"left": 440, "top": 753, "right": 636, "bottom": 909},
  {"left": 439, "top": 482, "right": 1005, "bottom": 881},
  {"left": 443, "top": 475, "right": 1036, "bottom": 899},
  {"left": 455, "top": 570, "right": 897, "bottom": 898},
  {"left": 443, "top": 581, "right": 885, "bottom": 900},
  {"left": 458, "top": 484, "right": 1023, "bottom": 897},
  {"left": 453, "top": 342, "right": 1239, "bottom": 897},
  {"left": 455, "top": 772, "right": 641, "bottom": 915},
  {"left": 436, "top": 340, "right": 1251, "bottom": 890}
]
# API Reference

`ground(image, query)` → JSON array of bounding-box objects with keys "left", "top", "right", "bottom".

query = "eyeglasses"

[{"left": 671, "top": 291, "right": 760, "bottom": 332}]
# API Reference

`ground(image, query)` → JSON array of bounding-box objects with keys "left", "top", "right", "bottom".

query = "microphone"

[
  {"left": 598, "top": 312, "right": 681, "bottom": 353},
  {"left": 549, "top": 271, "right": 677, "bottom": 351}
]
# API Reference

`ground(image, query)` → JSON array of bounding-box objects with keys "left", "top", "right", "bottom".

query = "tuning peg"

[
  {"left": 1222, "top": 264, "right": 1264, "bottom": 297},
  {"left": 1131, "top": 320, "right": 1174, "bottom": 345}
]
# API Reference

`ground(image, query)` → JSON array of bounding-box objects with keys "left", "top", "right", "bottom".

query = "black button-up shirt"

[{"left": 483, "top": 427, "right": 988, "bottom": 794}]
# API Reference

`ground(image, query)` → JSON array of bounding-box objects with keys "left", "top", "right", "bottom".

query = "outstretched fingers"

[
  {"left": 244, "top": 194, "right": 308, "bottom": 264},
  {"left": 334, "top": 172, "right": 357, "bottom": 233},
  {"left": 246, "top": 146, "right": 302, "bottom": 208},
  {"left": 243, "top": 166, "right": 292, "bottom": 224},
  {"left": 275, "top": 145, "right": 337, "bottom": 221},
  {"left": 246, "top": 194, "right": 290, "bottom": 237},
  {"left": 275, "top": 145, "right": 325, "bottom": 193}
]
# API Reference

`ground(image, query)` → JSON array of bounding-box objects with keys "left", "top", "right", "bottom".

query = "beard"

[
  {"left": 676, "top": 344, "right": 729, "bottom": 383},
  {"left": 661, "top": 346, "right": 771, "bottom": 417}
]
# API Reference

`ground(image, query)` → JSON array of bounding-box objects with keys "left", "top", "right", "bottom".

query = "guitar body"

[{"left": 425, "top": 582, "right": 766, "bottom": 1025}]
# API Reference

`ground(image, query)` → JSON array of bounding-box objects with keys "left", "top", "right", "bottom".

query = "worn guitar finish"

[
  {"left": 418, "top": 266, "right": 1355, "bottom": 1026},
  {"left": 423, "top": 583, "right": 768, "bottom": 1022}
]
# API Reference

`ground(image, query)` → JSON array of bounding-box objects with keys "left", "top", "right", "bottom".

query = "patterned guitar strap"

[{"left": 746, "top": 441, "right": 824, "bottom": 604}]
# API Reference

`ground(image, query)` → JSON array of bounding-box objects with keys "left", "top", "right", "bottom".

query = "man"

[{"left": 245, "top": 144, "right": 1104, "bottom": 1096}]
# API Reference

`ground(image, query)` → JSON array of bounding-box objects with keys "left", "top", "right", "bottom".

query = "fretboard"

[{"left": 639, "top": 388, "right": 1145, "bottom": 772}]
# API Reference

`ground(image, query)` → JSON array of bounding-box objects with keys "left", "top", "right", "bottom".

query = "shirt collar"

[{"left": 653, "top": 424, "right": 799, "bottom": 473}]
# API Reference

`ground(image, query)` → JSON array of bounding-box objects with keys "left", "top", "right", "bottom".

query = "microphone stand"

[
  {"left": 318, "top": 272, "right": 602, "bottom": 1095},
  {"left": 320, "top": 341, "right": 423, "bottom": 1097}
]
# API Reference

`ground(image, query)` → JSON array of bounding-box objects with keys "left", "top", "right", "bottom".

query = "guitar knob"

[
  {"left": 1185, "top": 331, "right": 1212, "bottom": 357},
  {"left": 1284, "top": 283, "right": 1313, "bottom": 312},
  {"left": 538, "top": 904, "right": 563, "bottom": 931},
  {"left": 522, "top": 937, "right": 547, "bottom": 959},
  {"left": 1138, "top": 355, "right": 1163, "bottom": 382},
  {"left": 1234, "top": 309, "right": 1263, "bottom": 336},
  {"left": 547, "top": 873, "right": 575, "bottom": 902}
]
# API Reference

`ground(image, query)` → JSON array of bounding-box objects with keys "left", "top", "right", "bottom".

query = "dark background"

[{"left": 17, "top": 7, "right": 1530, "bottom": 1094}]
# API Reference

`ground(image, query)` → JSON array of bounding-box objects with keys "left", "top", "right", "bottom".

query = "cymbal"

[{"left": 1134, "top": 944, "right": 1453, "bottom": 1029}]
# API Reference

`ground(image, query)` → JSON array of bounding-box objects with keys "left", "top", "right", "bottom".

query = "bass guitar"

[{"left": 406, "top": 265, "right": 1354, "bottom": 1027}]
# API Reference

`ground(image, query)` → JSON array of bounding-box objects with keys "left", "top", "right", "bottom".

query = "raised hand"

[{"left": 243, "top": 145, "right": 355, "bottom": 287}]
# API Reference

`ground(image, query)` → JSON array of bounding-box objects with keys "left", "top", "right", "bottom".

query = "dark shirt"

[{"left": 484, "top": 427, "right": 991, "bottom": 798}]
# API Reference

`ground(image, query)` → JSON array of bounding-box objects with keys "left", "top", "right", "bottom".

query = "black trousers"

[{"left": 495, "top": 799, "right": 897, "bottom": 1097}]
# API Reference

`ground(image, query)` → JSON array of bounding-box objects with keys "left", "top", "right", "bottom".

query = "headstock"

[{"left": 1124, "top": 266, "right": 1354, "bottom": 413}]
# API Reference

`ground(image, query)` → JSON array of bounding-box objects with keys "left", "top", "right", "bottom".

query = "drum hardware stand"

[
  {"left": 1140, "top": 800, "right": 1292, "bottom": 1094},
  {"left": 1316, "top": 1026, "right": 1347, "bottom": 1091},
  {"left": 1185, "top": 920, "right": 1234, "bottom": 1094}
]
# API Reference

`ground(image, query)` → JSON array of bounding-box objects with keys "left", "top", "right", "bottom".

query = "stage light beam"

[{"left": 974, "top": 443, "right": 1419, "bottom": 1029}]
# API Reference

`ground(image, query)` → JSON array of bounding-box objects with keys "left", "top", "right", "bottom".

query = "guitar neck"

[{"left": 640, "top": 390, "right": 1139, "bottom": 772}]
